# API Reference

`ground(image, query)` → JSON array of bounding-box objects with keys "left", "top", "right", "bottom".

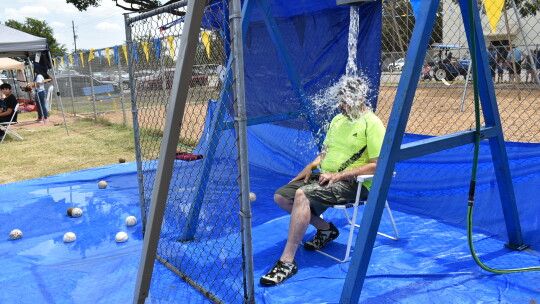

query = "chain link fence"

[
  {"left": 50, "top": 43, "right": 130, "bottom": 123},
  {"left": 379, "top": 0, "right": 539, "bottom": 143},
  {"left": 43, "top": 0, "right": 539, "bottom": 302},
  {"left": 125, "top": 1, "right": 246, "bottom": 303}
]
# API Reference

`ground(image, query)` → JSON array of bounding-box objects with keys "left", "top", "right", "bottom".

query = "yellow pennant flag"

[
  {"left": 79, "top": 52, "right": 85, "bottom": 67},
  {"left": 167, "top": 36, "right": 175, "bottom": 58},
  {"left": 53, "top": 58, "right": 57, "bottom": 68},
  {"left": 105, "top": 48, "right": 111, "bottom": 66},
  {"left": 69, "top": 55, "right": 74, "bottom": 67},
  {"left": 122, "top": 45, "right": 128, "bottom": 64},
  {"left": 60, "top": 57, "right": 66, "bottom": 69},
  {"left": 484, "top": 0, "right": 505, "bottom": 33},
  {"left": 201, "top": 31, "right": 211, "bottom": 58},
  {"left": 141, "top": 41, "right": 150, "bottom": 62},
  {"left": 88, "top": 49, "right": 95, "bottom": 62}
]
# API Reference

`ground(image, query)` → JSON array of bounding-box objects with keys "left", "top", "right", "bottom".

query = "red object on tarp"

[
  {"left": 17, "top": 99, "right": 37, "bottom": 113},
  {"left": 175, "top": 151, "right": 203, "bottom": 161}
]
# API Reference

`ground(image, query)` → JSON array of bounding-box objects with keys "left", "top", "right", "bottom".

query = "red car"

[{"left": 136, "top": 68, "right": 208, "bottom": 90}]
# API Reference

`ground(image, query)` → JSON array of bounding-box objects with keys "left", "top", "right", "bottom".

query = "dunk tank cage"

[
  {"left": 340, "top": 0, "right": 529, "bottom": 303},
  {"left": 127, "top": 0, "right": 382, "bottom": 303}
]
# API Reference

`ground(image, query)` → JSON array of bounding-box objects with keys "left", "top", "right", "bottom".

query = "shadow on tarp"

[{"left": 1, "top": 162, "right": 539, "bottom": 303}]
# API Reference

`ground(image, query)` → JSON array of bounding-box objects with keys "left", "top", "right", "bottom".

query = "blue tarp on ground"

[{"left": 1, "top": 129, "right": 539, "bottom": 303}]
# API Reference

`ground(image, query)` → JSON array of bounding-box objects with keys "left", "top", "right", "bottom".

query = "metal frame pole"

[
  {"left": 459, "top": 0, "right": 525, "bottom": 248},
  {"left": 340, "top": 0, "right": 440, "bottom": 302},
  {"left": 341, "top": 0, "right": 526, "bottom": 301},
  {"left": 181, "top": 0, "right": 255, "bottom": 241},
  {"left": 132, "top": 1, "right": 208, "bottom": 303},
  {"left": 117, "top": 54, "right": 128, "bottom": 124},
  {"left": 65, "top": 56, "right": 77, "bottom": 115},
  {"left": 124, "top": 14, "right": 148, "bottom": 234},
  {"left": 88, "top": 56, "right": 98, "bottom": 120},
  {"left": 229, "top": 0, "right": 254, "bottom": 301},
  {"left": 47, "top": 51, "right": 69, "bottom": 135}
]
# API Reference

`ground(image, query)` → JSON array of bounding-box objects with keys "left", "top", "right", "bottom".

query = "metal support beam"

[
  {"left": 132, "top": 1, "right": 208, "bottom": 303},
  {"left": 341, "top": 0, "right": 525, "bottom": 301},
  {"left": 458, "top": 0, "right": 525, "bottom": 247},
  {"left": 340, "top": 0, "right": 441, "bottom": 302},
  {"left": 181, "top": 0, "right": 255, "bottom": 241}
]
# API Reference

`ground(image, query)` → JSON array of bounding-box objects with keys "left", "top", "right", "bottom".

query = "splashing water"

[
  {"left": 299, "top": 6, "right": 372, "bottom": 152},
  {"left": 310, "top": 6, "right": 372, "bottom": 119},
  {"left": 346, "top": 6, "right": 360, "bottom": 77}
]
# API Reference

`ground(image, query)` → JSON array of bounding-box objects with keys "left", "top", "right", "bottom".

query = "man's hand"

[
  {"left": 318, "top": 172, "right": 345, "bottom": 189},
  {"left": 290, "top": 166, "right": 313, "bottom": 183}
]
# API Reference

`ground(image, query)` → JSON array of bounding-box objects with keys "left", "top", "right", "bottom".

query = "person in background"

[
  {"left": 497, "top": 58, "right": 505, "bottom": 83},
  {"left": 259, "top": 77, "right": 386, "bottom": 287},
  {"left": 34, "top": 73, "right": 49, "bottom": 123},
  {"left": 506, "top": 45, "right": 523, "bottom": 82},
  {"left": 524, "top": 54, "right": 534, "bottom": 83},
  {"left": 488, "top": 45, "right": 498, "bottom": 83},
  {"left": 0, "top": 83, "right": 18, "bottom": 137}
]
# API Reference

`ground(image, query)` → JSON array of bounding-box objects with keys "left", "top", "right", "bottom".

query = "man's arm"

[
  {"left": 0, "top": 108, "right": 13, "bottom": 117},
  {"left": 290, "top": 151, "right": 326, "bottom": 183},
  {"left": 318, "top": 157, "right": 378, "bottom": 188}
]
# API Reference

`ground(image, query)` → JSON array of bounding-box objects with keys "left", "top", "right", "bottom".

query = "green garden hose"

[{"left": 466, "top": 0, "right": 540, "bottom": 274}]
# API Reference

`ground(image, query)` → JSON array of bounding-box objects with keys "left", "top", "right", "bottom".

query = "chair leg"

[
  {"left": 348, "top": 201, "right": 399, "bottom": 240},
  {"left": 314, "top": 201, "right": 399, "bottom": 262},
  {"left": 0, "top": 126, "right": 24, "bottom": 142}
]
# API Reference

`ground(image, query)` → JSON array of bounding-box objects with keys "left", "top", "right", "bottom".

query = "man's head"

[
  {"left": 336, "top": 77, "right": 369, "bottom": 119},
  {"left": 0, "top": 83, "right": 12, "bottom": 94}
]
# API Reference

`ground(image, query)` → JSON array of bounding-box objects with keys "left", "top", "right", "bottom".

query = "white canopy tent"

[
  {"left": 0, "top": 24, "right": 68, "bottom": 134},
  {"left": 0, "top": 58, "right": 24, "bottom": 70}
]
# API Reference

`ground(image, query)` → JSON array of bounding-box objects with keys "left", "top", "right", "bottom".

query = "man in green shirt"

[{"left": 260, "top": 77, "right": 386, "bottom": 287}]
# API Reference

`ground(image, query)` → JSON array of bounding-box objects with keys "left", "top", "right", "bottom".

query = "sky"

[{"left": 2, "top": 0, "right": 129, "bottom": 52}]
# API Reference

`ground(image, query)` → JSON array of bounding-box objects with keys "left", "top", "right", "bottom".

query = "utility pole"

[{"left": 72, "top": 20, "right": 78, "bottom": 53}]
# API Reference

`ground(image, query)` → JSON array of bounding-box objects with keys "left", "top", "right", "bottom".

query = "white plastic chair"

[
  {"left": 316, "top": 173, "right": 399, "bottom": 262},
  {"left": 46, "top": 85, "right": 54, "bottom": 110},
  {"left": 0, "top": 103, "right": 23, "bottom": 144}
]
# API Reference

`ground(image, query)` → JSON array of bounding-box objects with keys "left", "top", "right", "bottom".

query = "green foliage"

[
  {"left": 66, "top": 0, "right": 174, "bottom": 13},
  {"left": 4, "top": 18, "right": 68, "bottom": 57},
  {"left": 65, "top": 0, "right": 101, "bottom": 11}
]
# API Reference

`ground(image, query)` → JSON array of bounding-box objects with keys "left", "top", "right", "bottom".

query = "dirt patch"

[{"left": 13, "top": 84, "right": 537, "bottom": 144}]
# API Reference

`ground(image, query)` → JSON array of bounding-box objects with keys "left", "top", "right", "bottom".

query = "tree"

[
  {"left": 66, "top": 0, "right": 184, "bottom": 14},
  {"left": 4, "top": 18, "right": 68, "bottom": 57}
]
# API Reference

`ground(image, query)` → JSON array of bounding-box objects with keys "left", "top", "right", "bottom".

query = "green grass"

[{"left": 0, "top": 114, "right": 135, "bottom": 184}]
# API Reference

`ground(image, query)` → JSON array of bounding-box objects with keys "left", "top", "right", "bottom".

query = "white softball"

[
  {"left": 125, "top": 216, "right": 137, "bottom": 227},
  {"left": 98, "top": 180, "right": 108, "bottom": 189},
  {"left": 249, "top": 192, "right": 257, "bottom": 202},
  {"left": 9, "top": 229, "right": 23, "bottom": 240},
  {"left": 71, "top": 207, "right": 83, "bottom": 218},
  {"left": 115, "top": 232, "right": 129, "bottom": 243},
  {"left": 63, "top": 232, "right": 76, "bottom": 243}
]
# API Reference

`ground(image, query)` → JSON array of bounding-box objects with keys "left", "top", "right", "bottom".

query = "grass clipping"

[{"left": 0, "top": 116, "right": 135, "bottom": 184}]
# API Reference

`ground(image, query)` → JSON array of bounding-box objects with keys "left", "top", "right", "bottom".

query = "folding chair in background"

[{"left": 0, "top": 103, "right": 24, "bottom": 144}]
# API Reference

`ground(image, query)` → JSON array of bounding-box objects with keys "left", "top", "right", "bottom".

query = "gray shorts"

[{"left": 275, "top": 173, "right": 369, "bottom": 217}]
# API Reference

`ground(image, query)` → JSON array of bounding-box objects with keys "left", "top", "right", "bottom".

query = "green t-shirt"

[{"left": 319, "top": 111, "right": 386, "bottom": 189}]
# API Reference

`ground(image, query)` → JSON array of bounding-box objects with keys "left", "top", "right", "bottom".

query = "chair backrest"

[
  {"left": 10, "top": 103, "right": 19, "bottom": 124},
  {"left": 46, "top": 85, "right": 54, "bottom": 110}
]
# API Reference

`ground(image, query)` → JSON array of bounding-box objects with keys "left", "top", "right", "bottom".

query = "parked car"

[
  {"left": 387, "top": 58, "right": 405, "bottom": 72},
  {"left": 93, "top": 72, "right": 110, "bottom": 81},
  {"left": 55, "top": 74, "right": 120, "bottom": 97},
  {"left": 55, "top": 69, "right": 82, "bottom": 77},
  {"left": 136, "top": 68, "right": 208, "bottom": 90},
  {"left": 110, "top": 70, "right": 130, "bottom": 89}
]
